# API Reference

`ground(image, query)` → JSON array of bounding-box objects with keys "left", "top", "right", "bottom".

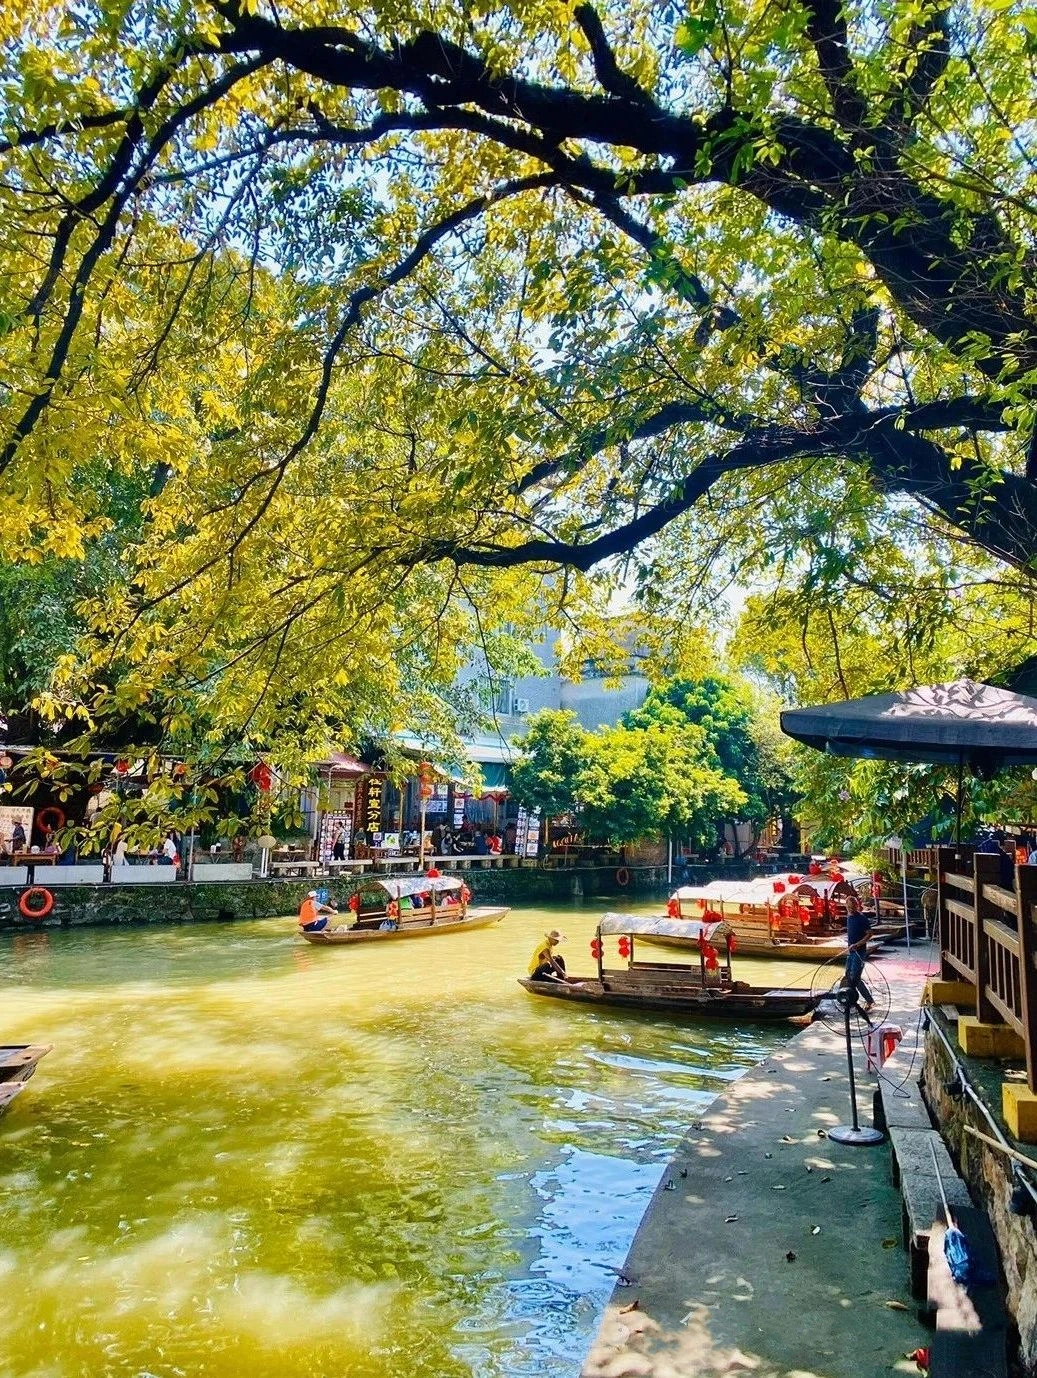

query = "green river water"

[{"left": 0, "top": 902, "right": 807, "bottom": 1378}]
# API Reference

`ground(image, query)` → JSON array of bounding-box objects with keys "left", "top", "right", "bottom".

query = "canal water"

[{"left": 0, "top": 902, "right": 811, "bottom": 1377}]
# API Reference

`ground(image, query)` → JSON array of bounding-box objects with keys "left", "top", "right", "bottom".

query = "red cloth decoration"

[
  {"left": 347, "top": 894, "right": 360, "bottom": 913},
  {"left": 667, "top": 897, "right": 680, "bottom": 917},
  {"left": 702, "top": 908, "right": 723, "bottom": 924},
  {"left": 460, "top": 885, "right": 471, "bottom": 903},
  {"left": 728, "top": 934, "right": 738, "bottom": 953}
]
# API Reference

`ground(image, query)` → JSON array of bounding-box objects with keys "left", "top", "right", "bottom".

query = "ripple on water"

[{"left": 0, "top": 905, "right": 785, "bottom": 1377}]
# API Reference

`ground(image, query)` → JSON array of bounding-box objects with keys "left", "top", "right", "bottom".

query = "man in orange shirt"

[{"left": 298, "top": 890, "right": 336, "bottom": 932}]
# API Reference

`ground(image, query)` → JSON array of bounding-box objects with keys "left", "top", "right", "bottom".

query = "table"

[{"left": 270, "top": 859, "right": 322, "bottom": 876}]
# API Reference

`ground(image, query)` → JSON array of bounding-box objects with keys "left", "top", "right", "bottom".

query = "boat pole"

[{"left": 901, "top": 847, "right": 911, "bottom": 954}]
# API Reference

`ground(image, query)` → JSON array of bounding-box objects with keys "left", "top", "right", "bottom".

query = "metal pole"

[
  {"left": 901, "top": 847, "right": 911, "bottom": 954},
  {"left": 418, "top": 796, "right": 427, "bottom": 869},
  {"left": 954, "top": 752, "right": 965, "bottom": 864},
  {"left": 828, "top": 982, "right": 884, "bottom": 1146},
  {"left": 667, "top": 836, "right": 673, "bottom": 886}
]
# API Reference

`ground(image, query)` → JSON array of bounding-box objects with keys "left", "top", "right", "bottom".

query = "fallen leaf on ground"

[
  {"left": 725, "top": 1215, "right": 739, "bottom": 1223},
  {"left": 724, "top": 1175, "right": 733, "bottom": 1182},
  {"left": 811, "top": 1226, "right": 821, "bottom": 1235},
  {"left": 820, "top": 1176, "right": 832, "bottom": 1183},
  {"left": 884, "top": 1300, "right": 909, "bottom": 1311}
]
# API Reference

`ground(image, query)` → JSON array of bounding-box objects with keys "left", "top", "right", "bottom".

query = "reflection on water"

[{"left": 0, "top": 903, "right": 793, "bottom": 1377}]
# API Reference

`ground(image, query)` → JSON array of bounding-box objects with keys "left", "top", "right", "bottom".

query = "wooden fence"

[{"left": 936, "top": 848, "right": 1037, "bottom": 1092}]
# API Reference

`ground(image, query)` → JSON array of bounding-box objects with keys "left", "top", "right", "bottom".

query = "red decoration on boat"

[
  {"left": 728, "top": 934, "right": 738, "bottom": 953},
  {"left": 702, "top": 908, "right": 723, "bottom": 924},
  {"left": 590, "top": 938, "right": 602, "bottom": 959},
  {"left": 386, "top": 900, "right": 399, "bottom": 919},
  {"left": 667, "top": 897, "right": 680, "bottom": 917},
  {"left": 460, "top": 884, "right": 471, "bottom": 903},
  {"left": 773, "top": 880, "right": 785, "bottom": 893},
  {"left": 426, "top": 867, "right": 441, "bottom": 878},
  {"left": 347, "top": 894, "right": 360, "bottom": 912},
  {"left": 705, "top": 951, "right": 719, "bottom": 972},
  {"left": 787, "top": 874, "right": 802, "bottom": 884},
  {"left": 617, "top": 936, "right": 631, "bottom": 958},
  {"left": 808, "top": 862, "right": 822, "bottom": 875}
]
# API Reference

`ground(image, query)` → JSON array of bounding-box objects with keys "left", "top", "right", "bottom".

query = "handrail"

[{"left": 983, "top": 883, "right": 1017, "bottom": 915}]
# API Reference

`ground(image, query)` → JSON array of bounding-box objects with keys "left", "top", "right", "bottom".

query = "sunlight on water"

[{"left": 0, "top": 902, "right": 795, "bottom": 1376}]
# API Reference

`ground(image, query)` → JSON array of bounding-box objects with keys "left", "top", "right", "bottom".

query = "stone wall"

[
  {"left": 0, "top": 865, "right": 675, "bottom": 931},
  {"left": 0, "top": 859, "right": 781, "bottom": 931},
  {"left": 922, "top": 1025, "right": 1037, "bottom": 1372}
]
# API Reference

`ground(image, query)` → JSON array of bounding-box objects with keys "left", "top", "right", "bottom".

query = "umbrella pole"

[{"left": 954, "top": 753, "right": 964, "bottom": 864}]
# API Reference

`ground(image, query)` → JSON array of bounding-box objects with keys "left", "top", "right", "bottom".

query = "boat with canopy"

[
  {"left": 299, "top": 874, "right": 508, "bottom": 945},
  {"left": 649, "top": 865, "right": 895, "bottom": 960},
  {"left": 518, "top": 914, "right": 820, "bottom": 1021},
  {"left": 0, "top": 1043, "right": 52, "bottom": 1121}
]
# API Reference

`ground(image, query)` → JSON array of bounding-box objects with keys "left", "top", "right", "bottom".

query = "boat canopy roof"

[
  {"left": 672, "top": 874, "right": 853, "bottom": 903},
  {"left": 369, "top": 874, "right": 463, "bottom": 898},
  {"left": 598, "top": 912, "right": 731, "bottom": 940}
]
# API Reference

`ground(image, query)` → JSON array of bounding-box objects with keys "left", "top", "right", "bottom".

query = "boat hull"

[
  {"left": 300, "top": 906, "right": 509, "bottom": 944},
  {"left": 517, "top": 977, "right": 817, "bottom": 1021},
  {"left": 636, "top": 931, "right": 853, "bottom": 961}
]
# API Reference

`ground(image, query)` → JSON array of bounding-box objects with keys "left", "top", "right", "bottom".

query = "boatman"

[
  {"left": 298, "top": 890, "right": 337, "bottom": 933},
  {"left": 842, "top": 894, "right": 875, "bottom": 1015},
  {"left": 528, "top": 929, "right": 571, "bottom": 983}
]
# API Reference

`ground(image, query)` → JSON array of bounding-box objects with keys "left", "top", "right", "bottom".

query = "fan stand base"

[{"left": 828, "top": 1124, "right": 885, "bottom": 1147}]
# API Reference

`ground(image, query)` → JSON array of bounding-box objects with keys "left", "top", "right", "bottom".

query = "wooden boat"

[
  {"left": 0, "top": 1044, "right": 51, "bottom": 1121},
  {"left": 518, "top": 914, "right": 820, "bottom": 1022},
  {"left": 0, "top": 1044, "right": 51, "bottom": 1083},
  {"left": 300, "top": 874, "right": 508, "bottom": 945},
  {"left": 645, "top": 869, "right": 894, "bottom": 961}
]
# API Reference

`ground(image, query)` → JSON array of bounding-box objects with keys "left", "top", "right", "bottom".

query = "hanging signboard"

[{"left": 364, "top": 776, "right": 383, "bottom": 837}]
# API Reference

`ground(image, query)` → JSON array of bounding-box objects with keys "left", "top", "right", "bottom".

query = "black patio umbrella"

[{"left": 780, "top": 677, "right": 1037, "bottom": 846}]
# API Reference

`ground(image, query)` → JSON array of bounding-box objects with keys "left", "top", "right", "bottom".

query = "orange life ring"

[
  {"left": 18, "top": 887, "right": 54, "bottom": 921},
  {"left": 38, "top": 805, "right": 65, "bottom": 832},
  {"left": 615, "top": 867, "right": 631, "bottom": 887}
]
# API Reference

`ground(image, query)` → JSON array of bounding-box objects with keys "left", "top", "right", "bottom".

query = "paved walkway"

[{"left": 582, "top": 947, "right": 937, "bottom": 1378}]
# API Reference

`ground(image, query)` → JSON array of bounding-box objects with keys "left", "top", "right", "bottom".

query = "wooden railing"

[{"left": 937, "top": 848, "right": 1037, "bottom": 1092}]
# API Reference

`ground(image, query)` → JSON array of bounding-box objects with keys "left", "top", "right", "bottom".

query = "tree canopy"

[{"left": 3, "top": 0, "right": 1037, "bottom": 758}]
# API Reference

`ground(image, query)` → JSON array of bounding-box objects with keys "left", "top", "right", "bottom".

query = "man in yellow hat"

[{"left": 528, "top": 929, "right": 570, "bottom": 982}]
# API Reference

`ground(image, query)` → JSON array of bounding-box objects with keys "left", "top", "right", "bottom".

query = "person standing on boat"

[
  {"left": 528, "top": 929, "right": 571, "bottom": 983},
  {"left": 299, "top": 890, "right": 337, "bottom": 932},
  {"left": 842, "top": 894, "right": 874, "bottom": 1014}
]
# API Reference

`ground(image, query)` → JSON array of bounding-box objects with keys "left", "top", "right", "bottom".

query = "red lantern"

[
  {"left": 114, "top": 759, "right": 129, "bottom": 775},
  {"left": 728, "top": 934, "right": 738, "bottom": 954},
  {"left": 667, "top": 897, "right": 680, "bottom": 918},
  {"left": 808, "top": 862, "right": 822, "bottom": 876},
  {"left": 426, "top": 867, "right": 441, "bottom": 879},
  {"left": 787, "top": 874, "right": 801, "bottom": 884},
  {"left": 387, "top": 900, "right": 399, "bottom": 919},
  {"left": 705, "top": 951, "right": 719, "bottom": 972},
  {"left": 249, "top": 762, "right": 273, "bottom": 792},
  {"left": 617, "top": 936, "right": 631, "bottom": 958},
  {"left": 871, "top": 871, "right": 882, "bottom": 898},
  {"left": 703, "top": 908, "right": 723, "bottom": 925},
  {"left": 347, "top": 894, "right": 360, "bottom": 913},
  {"left": 590, "top": 938, "right": 602, "bottom": 959},
  {"left": 773, "top": 881, "right": 785, "bottom": 893}
]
